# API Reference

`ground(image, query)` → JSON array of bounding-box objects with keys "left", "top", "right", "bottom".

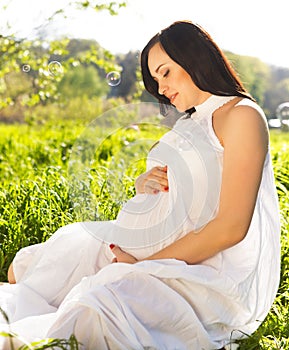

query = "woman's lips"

[{"left": 169, "top": 93, "right": 178, "bottom": 104}]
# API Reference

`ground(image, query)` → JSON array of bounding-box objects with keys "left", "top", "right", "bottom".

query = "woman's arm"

[{"left": 112, "top": 104, "right": 269, "bottom": 264}]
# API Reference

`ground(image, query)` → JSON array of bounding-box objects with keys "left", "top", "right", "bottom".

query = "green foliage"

[
  {"left": 23, "top": 97, "right": 105, "bottom": 124},
  {"left": 2, "top": 29, "right": 289, "bottom": 121},
  {"left": 76, "top": 0, "right": 126, "bottom": 15},
  {"left": 0, "top": 36, "right": 70, "bottom": 108},
  {"left": 265, "top": 78, "right": 289, "bottom": 118},
  {"left": 226, "top": 51, "right": 270, "bottom": 106},
  {"left": 0, "top": 123, "right": 80, "bottom": 276},
  {"left": 109, "top": 51, "right": 139, "bottom": 101},
  {"left": 57, "top": 65, "right": 109, "bottom": 99},
  {"left": 0, "top": 1, "right": 125, "bottom": 111}
]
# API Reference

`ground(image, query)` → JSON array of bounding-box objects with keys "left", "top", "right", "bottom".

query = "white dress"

[{"left": 0, "top": 95, "right": 280, "bottom": 350}]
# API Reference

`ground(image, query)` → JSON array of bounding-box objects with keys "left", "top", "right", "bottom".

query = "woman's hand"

[
  {"left": 135, "top": 165, "right": 169, "bottom": 194},
  {"left": 110, "top": 244, "right": 138, "bottom": 264}
]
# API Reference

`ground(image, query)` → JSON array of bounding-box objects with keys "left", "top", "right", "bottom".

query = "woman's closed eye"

[
  {"left": 163, "top": 69, "right": 170, "bottom": 78},
  {"left": 152, "top": 69, "right": 169, "bottom": 83}
]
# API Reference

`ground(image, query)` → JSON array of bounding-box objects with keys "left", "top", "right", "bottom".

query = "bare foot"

[{"left": 7, "top": 263, "right": 16, "bottom": 284}]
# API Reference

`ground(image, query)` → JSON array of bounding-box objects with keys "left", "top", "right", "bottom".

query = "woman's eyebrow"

[
  {"left": 155, "top": 63, "right": 165, "bottom": 73},
  {"left": 151, "top": 63, "right": 167, "bottom": 80}
]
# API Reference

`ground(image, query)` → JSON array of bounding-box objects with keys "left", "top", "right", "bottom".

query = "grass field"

[{"left": 0, "top": 119, "right": 288, "bottom": 349}]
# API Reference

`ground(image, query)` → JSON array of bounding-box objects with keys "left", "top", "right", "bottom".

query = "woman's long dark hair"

[{"left": 141, "top": 20, "right": 254, "bottom": 109}]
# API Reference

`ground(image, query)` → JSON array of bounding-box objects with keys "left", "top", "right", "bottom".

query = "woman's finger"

[
  {"left": 109, "top": 244, "right": 138, "bottom": 264},
  {"left": 135, "top": 166, "right": 169, "bottom": 194}
]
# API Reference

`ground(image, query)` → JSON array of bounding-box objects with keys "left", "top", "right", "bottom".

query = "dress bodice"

[{"left": 115, "top": 95, "right": 238, "bottom": 247}]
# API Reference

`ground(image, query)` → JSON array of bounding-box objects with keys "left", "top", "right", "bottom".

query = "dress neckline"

[{"left": 192, "top": 94, "right": 237, "bottom": 119}]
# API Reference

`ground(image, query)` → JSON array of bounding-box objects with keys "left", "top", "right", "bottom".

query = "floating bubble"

[
  {"left": 127, "top": 124, "right": 140, "bottom": 131},
  {"left": 48, "top": 61, "right": 63, "bottom": 76},
  {"left": 106, "top": 71, "right": 121, "bottom": 86},
  {"left": 22, "top": 64, "right": 31, "bottom": 73}
]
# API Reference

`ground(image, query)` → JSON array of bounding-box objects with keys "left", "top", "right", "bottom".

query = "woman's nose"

[{"left": 158, "top": 81, "right": 167, "bottom": 96}]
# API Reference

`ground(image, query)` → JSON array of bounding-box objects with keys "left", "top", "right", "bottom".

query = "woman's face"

[{"left": 147, "top": 42, "right": 210, "bottom": 112}]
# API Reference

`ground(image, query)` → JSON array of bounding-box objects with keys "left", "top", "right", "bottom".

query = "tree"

[
  {"left": 263, "top": 67, "right": 289, "bottom": 116},
  {"left": 108, "top": 51, "right": 139, "bottom": 101},
  {"left": 0, "top": 0, "right": 126, "bottom": 109},
  {"left": 264, "top": 78, "right": 289, "bottom": 117},
  {"left": 58, "top": 65, "right": 109, "bottom": 99},
  {"left": 225, "top": 51, "right": 270, "bottom": 106}
]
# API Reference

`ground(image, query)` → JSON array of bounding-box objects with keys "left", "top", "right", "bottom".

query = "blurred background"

[{"left": 0, "top": 0, "right": 289, "bottom": 127}]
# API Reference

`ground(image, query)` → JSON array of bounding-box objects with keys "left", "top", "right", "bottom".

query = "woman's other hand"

[
  {"left": 135, "top": 165, "right": 169, "bottom": 194},
  {"left": 110, "top": 244, "right": 138, "bottom": 264}
]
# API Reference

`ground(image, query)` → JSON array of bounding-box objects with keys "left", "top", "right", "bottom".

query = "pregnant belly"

[
  {"left": 116, "top": 192, "right": 171, "bottom": 229},
  {"left": 114, "top": 191, "right": 187, "bottom": 251}
]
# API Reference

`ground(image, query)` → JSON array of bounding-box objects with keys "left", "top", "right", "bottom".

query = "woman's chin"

[{"left": 174, "top": 105, "right": 184, "bottom": 113}]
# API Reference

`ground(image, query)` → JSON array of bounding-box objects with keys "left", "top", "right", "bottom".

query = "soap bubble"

[
  {"left": 48, "top": 61, "right": 63, "bottom": 76},
  {"left": 106, "top": 71, "right": 121, "bottom": 86},
  {"left": 22, "top": 64, "right": 31, "bottom": 73}
]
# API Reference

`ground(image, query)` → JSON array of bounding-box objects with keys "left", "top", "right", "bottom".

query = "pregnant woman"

[{"left": 0, "top": 21, "right": 280, "bottom": 350}]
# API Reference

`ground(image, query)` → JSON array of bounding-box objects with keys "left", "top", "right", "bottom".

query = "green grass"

[
  {"left": 0, "top": 122, "right": 288, "bottom": 349},
  {"left": 0, "top": 122, "right": 80, "bottom": 275}
]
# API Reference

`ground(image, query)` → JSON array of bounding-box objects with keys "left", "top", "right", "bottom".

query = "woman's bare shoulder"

[{"left": 215, "top": 98, "right": 269, "bottom": 148}]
